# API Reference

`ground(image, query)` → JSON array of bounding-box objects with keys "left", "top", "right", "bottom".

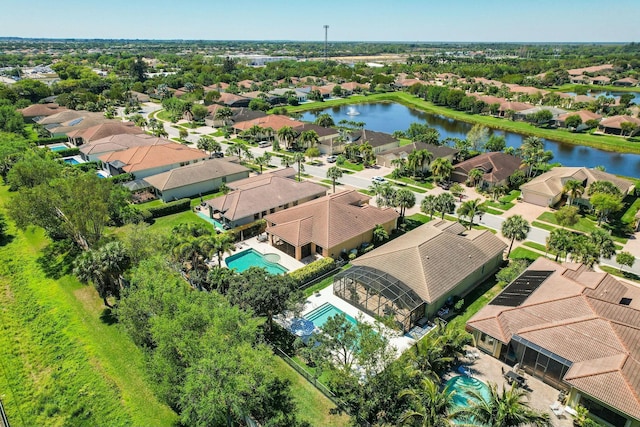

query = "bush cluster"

[
  {"left": 230, "top": 219, "right": 266, "bottom": 240},
  {"left": 288, "top": 257, "right": 336, "bottom": 285},
  {"left": 147, "top": 198, "right": 190, "bottom": 218}
]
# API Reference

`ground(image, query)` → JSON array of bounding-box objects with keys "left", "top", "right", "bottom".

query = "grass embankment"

[
  {"left": 286, "top": 92, "right": 640, "bottom": 154},
  {"left": 536, "top": 212, "right": 628, "bottom": 244},
  {"left": 0, "top": 188, "right": 177, "bottom": 426}
]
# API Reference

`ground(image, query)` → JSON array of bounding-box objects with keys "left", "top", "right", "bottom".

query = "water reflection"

[{"left": 300, "top": 102, "right": 640, "bottom": 177}]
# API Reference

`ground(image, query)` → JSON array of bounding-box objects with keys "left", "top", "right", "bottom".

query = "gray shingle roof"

[{"left": 143, "top": 159, "right": 250, "bottom": 191}]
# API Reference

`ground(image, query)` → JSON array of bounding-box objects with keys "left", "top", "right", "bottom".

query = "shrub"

[
  {"left": 75, "top": 161, "right": 100, "bottom": 172},
  {"left": 108, "top": 173, "right": 135, "bottom": 184},
  {"left": 37, "top": 136, "right": 69, "bottom": 145},
  {"left": 147, "top": 198, "right": 190, "bottom": 218},
  {"left": 288, "top": 257, "right": 336, "bottom": 285},
  {"left": 57, "top": 147, "right": 81, "bottom": 157}
]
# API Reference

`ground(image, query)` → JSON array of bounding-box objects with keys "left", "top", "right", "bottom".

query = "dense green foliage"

[
  {"left": 288, "top": 256, "right": 336, "bottom": 285},
  {"left": 147, "top": 198, "right": 191, "bottom": 218}
]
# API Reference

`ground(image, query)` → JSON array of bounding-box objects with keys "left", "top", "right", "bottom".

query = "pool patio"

[
  {"left": 214, "top": 235, "right": 306, "bottom": 273},
  {"left": 450, "top": 349, "right": 575, "bottom": 427}
]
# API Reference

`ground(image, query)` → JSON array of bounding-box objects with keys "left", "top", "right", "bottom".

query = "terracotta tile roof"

[
  {"left": 453, "top": 152, "right": 522, "bottom": 184},
  {"left": 468, "top": 257, "right": 640, "bottom": 421},
  {"left": 233, "top": 115, "right": 304, "bottom": 132},
  {"left": 265, "top": 190, "right": 399, "bottom": 249},
  {"left": 599, "top": 115, "right": 640, "bottom": 129},
  {"left": 567, "top": 64, "right": 614, "bottom": 76},
  {"left": 498, "top": 101, "right": 534, "bottom": 112},
  {"left": 80, "top": 134, "right": 170, "bottom": 157},
  {"left": 293, "top": 123, "right": 340, "bottom": 138},
  {"left": 20, "top": 103, "right": 67, "bottom": 118},
  {"left": 204, "top": 169, "right": 326, "bottom": 222},
  {"left": 351, "top": 220, "right": 506, "bottom": 304},
  {"left": 351, "top": 130, "right": 398, "bottom": 148},
  {"left": 615, "top": 77, "right": 639, "bottom": 85},
  {"left": 37, "top": 110, "right": 104, "bottom": 125},
  {"left": 218, "top": 92, "right": 250, "bottom": 105},
  {"left": 377, "top": 142, "right": 457, "bottom": 162},
  {"left": 143, "top": 158, "right": 249, "bottom": 191},
  {"left": 66, "top": 121, "right": 143, "bottom": 142},
  {"left": 557, "top": 110, "right": 602, "bottom": 123},
  {"left": 99, "top": 142, "right": 207, "bottom": 173}
]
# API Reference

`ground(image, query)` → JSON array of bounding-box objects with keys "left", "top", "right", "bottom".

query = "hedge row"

[
  {"left": 75, "top": 161, "right": 100, "bottom": 172},
  {"left": 37, "top": 136, "right": 69, "bottom": 145},
  {"left": 230, "top": 219, "right": 266, "bottom": 241},
  {"left": 109, "top": 173, "right": 135, "bottom": 184},
  {"left": 288, "top": 257, "right": 336, "bottom": 285},
  {"left": 147, "top": 198, "right": 190, "bottom": 218},
  {"left": 57, "top": 148, "right": 81, "bottom": 157}
]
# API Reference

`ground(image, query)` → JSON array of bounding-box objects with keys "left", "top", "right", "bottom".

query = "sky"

[{"left": 1, "top": 0, "right": 638, "bottom": 43}]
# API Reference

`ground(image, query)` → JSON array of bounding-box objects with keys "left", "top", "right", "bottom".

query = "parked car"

[
  {"left": 258, "top": 141, "right": 271, "bottom": 148},
  {"left": 372, "top": 176, "right": 386, "bottom": 183},
  {"left": 211, "top": 152, "right": 224, "bottom": 158},
  {"left": 326, "top": 155, "right": 337, "bottom": 163}
]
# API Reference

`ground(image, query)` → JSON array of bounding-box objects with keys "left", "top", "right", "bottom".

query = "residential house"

[
  {"left": 339, "top": 81, "right": 368, "bottom": 95},
  {"left": 232, "top": 115, "right": 304, "bottom": 138},
  {"left": 598, "top": 115, "right": 640, "bottom": 136},
  {"left": 217, "top": 92, "right": 251, "bottom": 108},
  {"left": 334, "top": 220, "right": 506, "bottom": 331},
  {"left": 203, "top": 168, "right": 326, "bottom": 228},
  {"left": 99, "top": 142, "right": 208, "bottom": 179},
  {"left": 376, "top": 142, "right": 458, "bottom": 170},
  {"left": 66, "top": 121, "right": 143, "bottom": 146},
  {"left": 555, "top": 110, "right": 602, "bottom": 129},
  {"left": 497, "top": 101, "right": 534, "bottom": 118},
  {"left": 37, "top": 110, "right": 112, "bottom": 137},
  {"left": 514, "top": 106, "right": 567, "bottom": 122},
  {"left": 19, "top": 103, "right": 67, "bottom": 122},
  {"left": 346, "top": 129, "right": 399, "bottom": 154},
  {"left": 451, "top": 152, "right": 522, "bottom": 188},
  {"left": 613, "top": 77, "right": 639, "bottom": 87},
  {"left": 143, "top": 158, "right": 250, "bottom": 202},
  {"left": 520, "top": 167, "right": 633, "bottom": 207},
  {"left": 269, "top": 88, "right": 308, "bottom": 103},
  {"left": 79, "top": 134, "right": 170, "bottom": 162},
  {"left": 591, "top": 76, "right": 612, "bottom": 85},
  {"left": 264, "top": 190, "right": 398, "bottom": 261},
  {"left": 292, "top": 123, "right": 340, "bottom": 154},
  {"left": 467, "top": 257, "right": 640, "bottom": 427}
]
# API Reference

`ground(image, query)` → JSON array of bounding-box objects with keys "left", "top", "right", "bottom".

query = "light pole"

[{"left": 323, "top": 25, "right": 329, "bottom": 61}]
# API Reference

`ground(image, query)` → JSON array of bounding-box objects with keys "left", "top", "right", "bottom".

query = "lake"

[
  {"left": 301, "top": 102, "right": 640, "bottom": 178},
  {"left": 563, "top": 90, "right": 640, "bottom": 104}
]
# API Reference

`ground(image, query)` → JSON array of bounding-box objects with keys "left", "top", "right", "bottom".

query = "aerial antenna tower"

[{"left": 324, "top": 25, "right": 329, "bottom": 61}]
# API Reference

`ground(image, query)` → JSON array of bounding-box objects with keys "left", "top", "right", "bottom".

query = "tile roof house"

[
  {"left": 66, "top": 121, "right": 143, "bottom": 146},
  {"left": 520, "top": 167, "right": 634, "bottom": 207},
  {"left": 451, "top": 152, "right": 522, "bottom": 189},
  {"left": 376, "top": 142, "right": 458, "bottom": 170},
  {"left": 203, "top": 168, "right": 327, "bottom": 228},
  {"left": 348, "top": 129, "right": 399, "bottom": 154},
  {"left": 217, "top": 92, "right": 251, "bottom": 107},
  {"left": 598, "top": 115, "right": 640, "bottom": 136},
  {"left": 19, "top": 103, "right": 67, "bottom": 122},
  {"left": 467, "top": 257, "right": 640, "bottom": 427},
  {"left": 613, "top": 77, "right": 639, "bottom": 87},
  {"left": 79, "top": 134, "right": 171, "bottom": 162},
  {"left": 556, "top": 110, "right": 602, "bottom": 129},
  {"left": 335, "top": 220, "right": 506, "bottom": 331},
  {"left": 232, "top": 115, "right": 304, "bottom": 134},
  {"left": 143, "top": 158, "right": 250, "bottom": 202},
  {"left": 264, "top": 190, "right": 399, "bottom": 261},
  {"left": 292, "top": 123, "right": 340, "bottom": 154},
  {"left": 99, "top": 142, "right": 208, "bottom": 179},
  {"left": 37, "top": 111, "right": 112, "bottom": 137}
]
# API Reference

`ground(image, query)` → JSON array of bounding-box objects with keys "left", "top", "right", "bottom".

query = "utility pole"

[{"left": 324, "top": 25, "right": 329, "bottom": 61}]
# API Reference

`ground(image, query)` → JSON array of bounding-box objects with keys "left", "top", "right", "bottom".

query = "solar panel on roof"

[
  {"left": 490, "top": 270, "right": 554, "bottom": 307},
  {"left": 68, "top": 118, "right": 84, "bottom": 126}
]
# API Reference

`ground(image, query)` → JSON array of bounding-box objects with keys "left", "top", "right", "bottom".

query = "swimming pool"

[
  {"left": 225, "top": 248, "right": 288, "bottom": 275},
  {"left": 304, "top": 302, "right": 358, "bottom": 328},
  {"left": 446, "top": 375, "right": 490, "bottom": 409},
  {"left": 48, "top": 143, "right": 69, "bottom": 152},
  {"left": 64, "top": 157, "right": 80, "bottom": 165},
  {"left": 197, "top": 211, "right": 225, "bottom": 231}
]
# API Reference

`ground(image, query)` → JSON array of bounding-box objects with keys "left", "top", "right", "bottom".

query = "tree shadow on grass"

[
  {"left": 100, "top": 308, "right": 118, "bottom": 325},
  {"left": 36, "top": 239, "right": 80, "bottom": 279},
  {"left": 0, "top": 234, "right": 15, "bottom": 247}
]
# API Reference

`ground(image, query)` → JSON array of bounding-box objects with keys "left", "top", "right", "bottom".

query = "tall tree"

[
  {"left": 563, "top": 179, "right": 585, "bottom": 206},
  {"left": 326, "top": 166, "right": 343, "bottom": 193},
  {"left": 590, "top": 192, "right": 623, "bottom": 226},
  {"left": 394, "top": 188, "right": 416, "bottom": 222},
  {"left": 430, "top": 158, "right": 453, "bottom": 183},
  {"left": 398, "top": 378, "right": 457, "bottom": 427},
  {"left": 293, "top": 152, "right": 305, "bottom": 182},
  {"left": 502, "top": 214, "right": 531, "bottom": 257},
  {"left": 277, "top": 125, "right": 297, "bottom": 149},
  {"left": 616, "top": 251, "right": 636, "bottom": 273},
  {"left": 74, "top": 241, "right": 131, "bottom": 307},
  {"left": 457, "top": 198, "right": 483, "bottom": 229},
  {"left": 299, "top": 130, "right": 319, "bottom": 149},
  {"left": 435, "top": 192, "right": 456, "bottom": 219},
  {"left": 421, "top": 194, "right": 437, "bottom": 219},
  {"left": 315, "top": 113, "right": 335, "bottom": 127}
]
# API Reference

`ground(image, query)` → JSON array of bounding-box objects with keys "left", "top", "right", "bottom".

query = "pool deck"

[
  {"left": 218, "top": 235, "right": 305, "bottom": 273},
  {"left": 451, "top": 349, "right": 574, "bottom": 427}
]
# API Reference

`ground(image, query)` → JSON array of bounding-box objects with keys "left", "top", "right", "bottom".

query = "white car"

[
  {"left": 372, "top": 176, "right": 386, "bottom": 183},
  {"left": 258, "top": 141, "right": 271, "bottom": 148},
  {"left": 326, "top": 155, "right": 337, "bottom": 163}
]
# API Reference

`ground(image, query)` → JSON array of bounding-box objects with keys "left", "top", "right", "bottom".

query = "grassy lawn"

[
  {"left": 482, "top": 206, "right": 503, "bottom": 215},
  {"left": 285, "top": 92, "right": 640, "bottom": 154},
  {"left": 621, "top": 197, "right": 640, "bottom": 224},
  {"left": 532, "top": 220, "right": 556, "bottom": 232},
  {"left": 387, "top": 176, "right": 435, "bottom": 190},
  {"left": 447, "top": 277, "right": 500, "bottom": 331},
  {"left": 509, "top": 247, "right": 543, "bottom": 261},
  {"left": 396, "top": 183, "right": 426, "bottom": 193},
  {"left": 339, "top": 161, "right": 364, "bottom": 172},
  {"left": 155, "top": 109, "right": 174, "bottom": 122},
  {"left": 522, "top": 241, "right": 548, "bottom": 252},
  {"left": 483, "top": 200, "right": 515, "bottom": 211},
  {"left": 0, "top": 189, "right": 177, "bottom": 426},
  {"left": 271, "top": 357, "right": 348, "bottom": 427},
  {"left": 358, "top": 189, "right": 375, "bottom": 196},
  {"left": 537, "top": 212, "right": 628, "bottom": 243},
  {"left": 500, "top": 190, "right": 521, "bottom": 203}
]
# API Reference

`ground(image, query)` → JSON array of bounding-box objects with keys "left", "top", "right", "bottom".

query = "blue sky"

[{"left": 1, "top": 0, "right": 638, "bottom": 42}]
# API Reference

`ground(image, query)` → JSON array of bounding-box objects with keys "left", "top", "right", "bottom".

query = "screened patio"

[{"left": 333, "top": 266, "right": 426, "bottom": 332}]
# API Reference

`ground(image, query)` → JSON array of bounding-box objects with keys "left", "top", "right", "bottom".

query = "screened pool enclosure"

[{"left": 333, "top": 266, "right": 426, "bottom": 332}]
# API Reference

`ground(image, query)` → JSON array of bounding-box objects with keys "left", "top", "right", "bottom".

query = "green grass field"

[
  {"left": 0, "top": 187, "right": 177, "bottom": 427},
  {"left": 509, "top": 247, "right": 543, "bottom": 261},
  {"left": 536, "top": 212, "right": 628, "bottom": 243}
]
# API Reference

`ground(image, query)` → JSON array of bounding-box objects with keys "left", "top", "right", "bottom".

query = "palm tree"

[
  {"left": 394, "top": 188, "right": 416, "bottom": 223},
  {"left": 277, "top": 125, "right": 297, "bottom": 149},
  {"left": 468, "top": 168, "right": 484, "bottom": 187},
  {"left": 391, "top": 157, "right": 408, "bottom": 177},
  {"left": 455, "top": 382, "right": 552, "bottom": 427},
  {"left": 359, "top": 142, "right": 376, "bottom": 167},
  {"left": 435, "top": 193, "right": 456, "bottom": 220},
  {"left": 326, "top": 166, "right": 343, "bottom": 193},
  {"left": 254, "top": 155, "right": 268, "bottom": 174},
  {"left": 74, "top": 241, "right": 131, "bottom": 307},
  {"left": 562, "top": 179, "right": 585, "bottom": 206},
  {"left": 430, "top": 158, "right": 453, "bottom": 184},
  {"left": 398, "top": 378, "right": 457, "bottom": 427},
  {"left": 590, "top": 229, "right": 616, "bottom": 260},
  {"left": 225, "top": 142, "right": 252, "bottom": 163},
  {"left": 315, "top": 113, "right": 335, "bottom": 127},
  {"left": 212, "top": 233, "right": 235, "bottom": 268},
  {"left": 457, "top": 198, "right": 483, "bottom": 229},
  {"left": 501, "top": 214, "right": 531, "bottom": 257},
  {"left": 293, "top": 152, "right": 305, "bottom": 182},
  {"left": 299, "top": 130, "right": 319, "bottom": 149},
  {"left": 546, "top": 228, "right": 574, "bottom": 262},
  {"left": 197, "top": 135, "right": 215, "bottom": 157},
  {"left": 214, "top": 107, "right": 233, "bottom": 127},
  {"left": 421, "top": 195, "right": 437, "bottom": 219}
]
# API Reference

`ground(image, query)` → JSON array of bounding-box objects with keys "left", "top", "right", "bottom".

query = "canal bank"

[{"left": 285, "top": 92, "right": 640, "bottom": 156}]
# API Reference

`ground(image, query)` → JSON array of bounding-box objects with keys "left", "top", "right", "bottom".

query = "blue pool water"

[
  {"left": 197, "top": 211, "right": 225, "bottom": 231},
  {"left": 446, "top": 375, "right": 490, "bottom": 409},
  {"left": 49, "top": 143, "right": 69, "bottom": 152},
  {"left": 304, "top": 302, "right": 358, "bottom": 328},
  {"left": 225, "top": 248, "right": 288, "bottom": 275},
  {"left": 64, "top": 158, "right": 80, "bottom": 165}
]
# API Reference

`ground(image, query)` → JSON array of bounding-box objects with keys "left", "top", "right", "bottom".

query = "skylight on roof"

[{"left": 620, "top": 297, "right": 632, "bottom": 306}]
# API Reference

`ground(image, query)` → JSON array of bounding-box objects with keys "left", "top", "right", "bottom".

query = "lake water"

[
  {"left": 301, "top": 102, "right": 640, "bottom": 178},
  {"left": 563, "top": 90, "right": 640, "bottom": 104}
]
